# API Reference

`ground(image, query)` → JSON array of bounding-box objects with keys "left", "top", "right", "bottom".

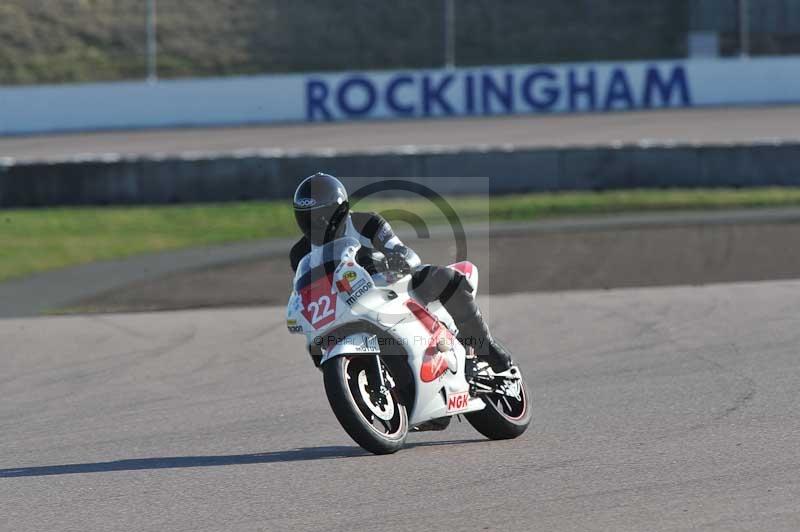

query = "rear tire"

[
  {"left": 323, "top": 355, "right": 408, "bottom": 455},
  {"left": 466, "top": 375, "right": 531, "bottom": 440}
]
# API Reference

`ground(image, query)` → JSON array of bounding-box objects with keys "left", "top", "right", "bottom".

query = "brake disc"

[{"left": 357, "top": 370, "right": 394, "bottom": 420}]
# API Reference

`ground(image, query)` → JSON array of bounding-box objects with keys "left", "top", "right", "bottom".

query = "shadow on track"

[{"left": 0, "top": 439, "right": 484, "bottom": 478}]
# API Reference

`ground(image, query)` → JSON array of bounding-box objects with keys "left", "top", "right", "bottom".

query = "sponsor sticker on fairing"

[
  {"left": 352, "top": 334, "right": 380, "bottom": 353},
  {"left": 446, "top": 391, "right": 470, "bottom": 413},
  {"left": 344, "top": 279, "right": 370, "bottom": 305},
  {"left": 335, "top": 271, "right": 362, "bottom": 294},
  {"left": 335, "top": 278, "right": 352, "bottom": 293}
]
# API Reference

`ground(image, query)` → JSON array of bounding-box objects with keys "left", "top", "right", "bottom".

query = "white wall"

[{"left": 1, "top": 56, "right": 800, "bottom": 135}]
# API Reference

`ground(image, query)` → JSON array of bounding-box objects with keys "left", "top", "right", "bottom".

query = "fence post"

[
  {"left": 738, "top": 0, "right": 750, "bottom": 57},
  {"left": 444, "top": 0, "right": 456, "bottom": 68},
  {"left": 146, "top": 0, "right": 158, "bottom": 81}
]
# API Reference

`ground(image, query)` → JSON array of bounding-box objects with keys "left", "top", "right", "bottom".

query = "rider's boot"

[{"left": 455, "top": 308, "right": 513, "bottom": 372}]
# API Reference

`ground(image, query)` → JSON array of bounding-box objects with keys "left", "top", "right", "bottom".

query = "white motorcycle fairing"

[
  {"left": 319, "top": 333, "right": 380, "bottom": 364},
  {"left": 286, "top": 237, "right": 486, "bottom": 427}
]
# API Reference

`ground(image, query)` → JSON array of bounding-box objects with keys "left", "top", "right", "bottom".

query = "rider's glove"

[{"left": 385, "top": 247, "right": 413, "bottom": 273}]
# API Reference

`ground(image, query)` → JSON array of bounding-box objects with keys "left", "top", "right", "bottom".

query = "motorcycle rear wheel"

[
  {"left": 323, "top": 355, "right": 408, "bottom": 455},
  {"left": 466, "top": 374, "right": 531, "bottom": 440}
]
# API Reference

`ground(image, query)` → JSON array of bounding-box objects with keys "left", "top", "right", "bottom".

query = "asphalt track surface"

[
  {"left": 3, "top": 105, "right": 800, "bottom": 163},
  {"left": 2, "top": 280, "right": 800, "bottom": 531}
]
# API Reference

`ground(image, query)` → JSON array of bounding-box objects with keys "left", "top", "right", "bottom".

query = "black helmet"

[{"left": 293, "top": 172, "right": 349, "bottom": 245}]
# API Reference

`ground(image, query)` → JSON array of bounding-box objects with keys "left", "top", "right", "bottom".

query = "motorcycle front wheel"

[{"left": 323, "top": 355, "right": 408, "bottom": 455}]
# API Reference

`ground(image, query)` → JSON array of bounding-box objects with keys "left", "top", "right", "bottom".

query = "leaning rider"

[{"left": 289, "top": 172, "right": 513, "bottom": 372}]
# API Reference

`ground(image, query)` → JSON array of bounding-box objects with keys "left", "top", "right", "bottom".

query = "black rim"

[{"left": 343, "top": 357, "right": 405, "bottom": 437}]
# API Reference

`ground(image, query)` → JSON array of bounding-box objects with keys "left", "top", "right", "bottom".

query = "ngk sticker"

[{"left": 446, "top": 391, "right": 470, "bottom": 413}]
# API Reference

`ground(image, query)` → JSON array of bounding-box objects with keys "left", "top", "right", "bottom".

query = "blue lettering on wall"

[
  {"left": 521, "top": 69, "right": 560, "bottom": 111},
  {"left": 464, "top": 73, "right": 476, "bottom": 115},
  {"left": 303, "top": 62, "right": 692, "bottom": 121},
  {"left": 481, "top": 72, "right": 514, "bottom": 114},
  {"left": 603, "top": 68, "right": 635, "bottom": 111},
  {"left": 336, "top": 76, "right": 377, "bottom": 117},
  {"left": 306, "top": 78, "right": 332, "bottom": 121},
  {"left": 568, "top": 69, "right": 597, "bottom": 111},
  {"left": 386, "top": 75, "right": 415, "bottom": 116},
  {"left": 422, "top": 74, "right": 455, "bottom": 116},
  {"left": 643, "top": 65, "right": 692, "bottom": 108}
]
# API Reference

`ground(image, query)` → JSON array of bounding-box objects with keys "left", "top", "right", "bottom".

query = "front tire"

[
  {"left": 466, "top": 373, "right": 531, "bottom": 440},
  {"left": 323, "top": 355, "right": 408, "bottom": 455}
]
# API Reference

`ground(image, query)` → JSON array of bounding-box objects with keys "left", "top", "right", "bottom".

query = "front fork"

[
  {"left": 370, "top": 354, "right": 391, "bottom": 406},
  {"left": 373, "top": 354, "right": 387, "bottom": 390}
]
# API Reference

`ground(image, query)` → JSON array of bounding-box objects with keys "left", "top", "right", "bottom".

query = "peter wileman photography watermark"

[{"left": 312, "top": 333, "right": 488, "bottom": 351}]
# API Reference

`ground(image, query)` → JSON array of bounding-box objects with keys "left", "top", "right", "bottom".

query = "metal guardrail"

[{"left": 4, "top": 140, "right": 800, "bottom": 207}]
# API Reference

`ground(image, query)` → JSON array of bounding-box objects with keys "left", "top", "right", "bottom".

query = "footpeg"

[
  {"left": 466, "top": 354, "right": 523, "bottom": 398},
  {"left": 489, "top": 365, "right": 521, "bottom": 380}
]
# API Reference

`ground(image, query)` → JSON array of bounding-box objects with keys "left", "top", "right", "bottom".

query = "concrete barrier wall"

[
  {"left": 2, "top": 142, "right": 800, "bottom": 207},
  {"left": 4, "top": 56, "right": 800, "bottom": 135}
]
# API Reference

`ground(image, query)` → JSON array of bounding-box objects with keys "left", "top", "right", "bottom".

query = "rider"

[{"left": 290, "top": 172, "right": 513, "bottom": 372}]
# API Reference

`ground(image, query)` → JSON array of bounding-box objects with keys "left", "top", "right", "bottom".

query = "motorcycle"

[{"left": 286, "top": 236, "right": 531, "bottom": 454}]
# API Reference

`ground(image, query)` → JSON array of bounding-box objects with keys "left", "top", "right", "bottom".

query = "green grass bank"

[{"left": 4, "top": 188, "right": 800, "bottom": 282}]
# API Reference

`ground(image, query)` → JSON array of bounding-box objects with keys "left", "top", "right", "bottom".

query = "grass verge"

[{"left": 4, "top": 187, "right": 800, "bottom": 282}]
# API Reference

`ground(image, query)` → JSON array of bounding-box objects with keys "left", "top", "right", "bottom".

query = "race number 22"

[
  {"left": 299, "top": 274, "right": 338, "bottom": 329},
  {"left": 307, "top": 295, "right": 334, "bottom": 325}
]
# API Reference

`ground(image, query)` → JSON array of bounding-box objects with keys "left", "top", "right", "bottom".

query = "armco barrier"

[{"left": 2, "top": 142, "right": 800, "bottom": 207}]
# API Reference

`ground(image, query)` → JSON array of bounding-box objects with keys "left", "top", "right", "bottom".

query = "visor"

[{"left": 295, "top": 203, "right": 346, "bottom": 245}]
